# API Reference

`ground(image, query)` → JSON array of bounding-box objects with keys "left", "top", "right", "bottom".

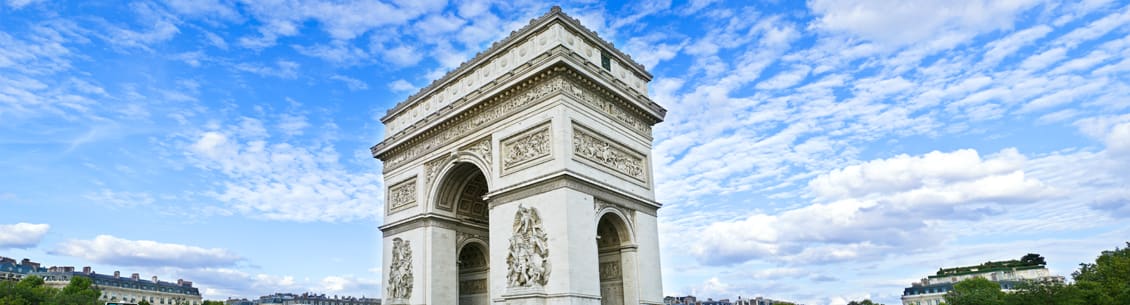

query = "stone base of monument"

[
  {"left": 383, "top": 298, "right": 408, "bottom": 305},
  {"left": 501, "top": 286, "right": 548, "bottom": 305}
]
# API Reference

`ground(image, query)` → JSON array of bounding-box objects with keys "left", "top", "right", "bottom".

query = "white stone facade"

[{"left": 374, "top": 7, "right": 665, "bottom": 305}]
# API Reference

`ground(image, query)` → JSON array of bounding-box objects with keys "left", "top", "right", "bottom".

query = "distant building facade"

[
  {"left": 0, "top": 257, "right": 45, "bottom": 281},
  {"left": 733, "top": 296, "right": 793, "bottom": 305},
  {"left": 33, "top": 266, "right": 202, "bottom": 305},
  {"left": 253, "top": 293, "right": 380, "bottom": 305},
  {"left": 665, "top": 295, "right": 797, "bottom": 305},
  {"left": 901, "top": 254, "right": 1064, "bottom": 305}
]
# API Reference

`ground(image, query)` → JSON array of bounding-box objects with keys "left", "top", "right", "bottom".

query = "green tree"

[
  {"left": 0, "top": 275, "right": 57, "bottom": 305},
  {"left": 944, "top": 277, "right": 1006, "bottom": 305},
  {"left": 1003, "top": 281, "right": 1083, "bottom": 305},
  {"left": 847, "top": 300, "right": 884, "bottom": 305},
  {"left": 138, "top": 300, "right": 152, "bottom": 305},
  {"left": 1071, "top": 242, "right": 1130, "bottom": 305},
  {"left": 1021, "top": 253, "right": 1047, "bottom": 266},
  {"left": 50, "top": 276, "right": 101, "bottom": 305},
  {"left": 201, "top": 300, "right": 226, "bottom": 305}
]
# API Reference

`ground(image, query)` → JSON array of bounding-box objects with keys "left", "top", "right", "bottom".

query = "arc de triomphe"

[{"left": 373, "top": 7, "right": 666, "bottom": 305}]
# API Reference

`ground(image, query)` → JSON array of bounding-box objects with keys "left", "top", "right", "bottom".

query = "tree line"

[
  {"left": 0, "top": 275, "right": 100, "bottom": 305},
  {"left": 944, "top": 242, "right": 1130, "bottom": 305}
]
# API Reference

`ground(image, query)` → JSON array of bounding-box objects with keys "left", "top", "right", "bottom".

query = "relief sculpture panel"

[
  {"left": 387, "top": 238, "right": 413, "bottom": 300},
  {"left": 502, "top": 123, "right": 552, "bottom": 175},
  {"left": 506, "top": 205, "right": 551, "bottom": 287},
  {"left": 572, "top": 125, "right": 648, "bottom": 184},
  {"left": 387, "top": 177, "right": 418, "bottom": 215}
]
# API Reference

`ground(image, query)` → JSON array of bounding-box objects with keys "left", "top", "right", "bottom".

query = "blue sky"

[{"left": 1, "top": 0, "right": 1128, "bottom": 304}]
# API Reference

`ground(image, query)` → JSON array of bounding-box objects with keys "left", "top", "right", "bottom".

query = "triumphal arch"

[{"left": 373, "top": 7, "right": 666, "bottom": 305}]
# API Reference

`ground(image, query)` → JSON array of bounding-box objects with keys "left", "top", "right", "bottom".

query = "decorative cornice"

[
  {"left": 378, "top": 6, "right": 661, "bottom": 143},
  {"left": 382, "top": 6, "right": 651, "bottom": 123},
  {"left": 373, "top": 62, "right": 663, "bottom": 173}
]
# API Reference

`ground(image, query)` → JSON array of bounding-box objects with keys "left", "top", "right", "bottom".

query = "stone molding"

[
  {"left": 376, "top": 63, "right": 659, "bottom": 173},
  {"left": 380, "top": 213, "right": 481, "bottom": 236},
  {"left": 502, "top": 122, "right": 553, "bottom": 175},
  {"left": 380, "top": 6, "right": 654, "bottom": 137},
  {"left": 387, "top": 238, "right": 413, "bottom": 301},
  {"left": 459, "top": 279, "right": 488, "bottom": 294},
  {"left": 571, "top": 123, "right": 649, "bottom": 185},
  {"left": 386, "top": 176, "right": 418, "bottom": 215},
  {"left": 377, "top": 70, "right": 566, "bottom": 171},
  {"left": 487, "top": 172, "right": 659, "bottom": 216}
]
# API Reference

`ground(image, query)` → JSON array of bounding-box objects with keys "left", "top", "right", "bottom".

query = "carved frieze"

[
  {"left": 506, "top": 205, "right": 550, "bottom": 287},
  {"left": 377, "top": 69, "right": 658, "bottom": 172},
  {"left": 598, "top": 262, "right": 621, "bottom": 280},
  {"left": 559, "top": 72, "right": 652, "bottom": 137},
  {"left": 387, "top": 238, "right": 413, "bottom": 300},
  {"left": 502, "top": 123, "right": 552, "bottom": 174},
  {"left": 387, "top": 177, "right": 418, "bottom": 215},
  {"left": 572, "top": 125, "right": 648, "bottom": 184},
  {"left": 381, "top": 75, "right": 567, "bottom": 171}
]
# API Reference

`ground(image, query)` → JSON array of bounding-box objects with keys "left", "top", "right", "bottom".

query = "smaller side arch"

[{"left": 595, "top": 206, "right": 635, "bottom": 247}]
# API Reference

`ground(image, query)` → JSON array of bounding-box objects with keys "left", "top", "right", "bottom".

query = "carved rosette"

[
  {"left": 572, "top": 125, "right": 647, "bottom": 184},
  {"left": 506, "top": 205, "right": 551, "bottom": 287},
  {"left": 387, "top": 238, "right": 413, "bottom": 300},
  {"left": 387, "top": 177, "right": 418, "bottom": 215},
  {"left": 502, "top": 123, "right": 552, "bottom": 174}
]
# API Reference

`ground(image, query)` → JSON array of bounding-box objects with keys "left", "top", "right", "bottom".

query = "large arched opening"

[
  {"left": 596, "top": 211, "right": 634, "bottom": 305},
  {"left": 434, "top": 162, "right": 491, "bottom": 305}
]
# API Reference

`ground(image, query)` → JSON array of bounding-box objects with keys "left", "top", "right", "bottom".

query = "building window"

[{"left": 600, "top": 51, "right": 612, "bottom": 71}]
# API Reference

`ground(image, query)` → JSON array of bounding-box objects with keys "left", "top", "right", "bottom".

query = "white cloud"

[
  {"left": 235, "top": 60, "right": 300, "bottom": 79},
  {"left": 83, "top": 189, "right": 155, "bottom": 207},
  {"left": 330, "top": 74, "right": 369, "bottom": 91},
  {"left": 52, "top": 235, "right": 241, "bottom": 268},
  {"left": 163, "top": 0, "right": 239, "bottom": 20},
  {"left": 183, "top": 118, "right": 383, "bottom": 222},
  {"left": 388, "top": 79, "right": 415, "bottom": 92},
  {"left": 692, "top": 148, "right": 1056, "bottom": 265},
  {"left": 6, "top": 0, "right": 43, "bottom": 9},
  {"left": 0, "top": 223, "right": 50, "bottom": 249},
  {"left": 809, "top": 0, "right": 1041, "bottom": 47}
]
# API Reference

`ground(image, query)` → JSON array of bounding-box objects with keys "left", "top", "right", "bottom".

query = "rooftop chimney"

[
  {"left": 83, "top": 266, "right": 92, "bottom": 274},
  {"left": 152, "top": 276, "right": 158, "bottom": 283},
  {"left": 114, "top": 271, "right": 120, "bottom": 278},
  {"left": 131, "top": 273, "right": 139, "bottom": 280}
]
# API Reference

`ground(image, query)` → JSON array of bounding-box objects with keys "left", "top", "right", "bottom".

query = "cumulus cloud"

[
  {"left": 0, "top": 223, "right": 50, "bottom": 249},
  {"left": 51, "top": 235, "right": 241, "bottom": 268},
  {"left": 692, "top": 148, "right": 1056, "bottom": 265}
]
